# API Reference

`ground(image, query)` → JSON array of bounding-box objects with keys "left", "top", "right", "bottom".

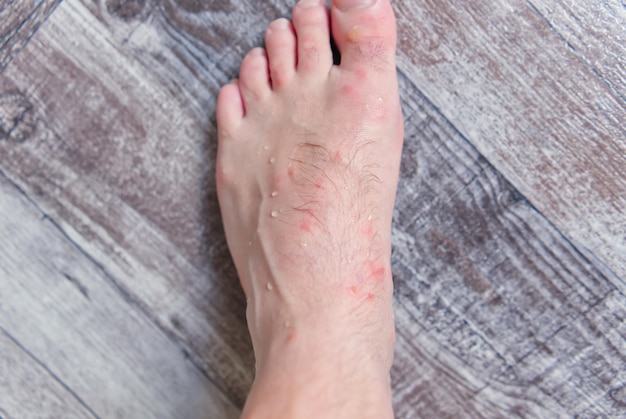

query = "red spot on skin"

[
  {"left": 341, "top": 84, "right": 355, "bottom": 96},
  {"left": 367, "top": 262, "right": 386, "bottom": 283},
  {"left": 300, "top": 218, "right": 312, "bottom": 232},
  {"left": 287, "top": 166, "right": 296, "bottom": 180},
  {"left": 274, "top": 173, "right": 286, "bottom": 186},
  {"left": 361, "top": 223, "right": 372, "bottom": 237},
  {"left": 332, "top": 151, "right": 342, "bottom": 163},
  {"left": 216, "top": 164, "right": 228, "bottom": 185},
  {"left": 349, "top": 285, "right": 358, "bottom": 295},
  {"left": 366, "top": 293, "right": 376, "bottom": 303},
  {"left": 286, "top": 332, "right": 297, "bottom": 343},
  {"left": 354, "top": 68, "right": 367, "bottom": 81}
]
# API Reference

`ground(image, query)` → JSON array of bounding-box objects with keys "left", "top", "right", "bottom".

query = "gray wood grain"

[
  {"left": 392, "top": 74, "right": 625, "bottom": 417},
  {"left": 0, "top": 328, "right": 94, "bottom": 419},
  {"left": 1, "top": 0, "right": 257, "bottom": 405},
  {"left": 0, "top": 0, "right": 624, "bottom": 417},
  {"left": 528, "top": 0, "right": 626, "bottom": 99},
  {"left": 0, "top": 0, "right": 61, "bottom": 71},
  {"left": 0, "top": 172, "right": 239, "bottom": 418},
  {"left": 394, "top": 0, "right": 626, "bottom": 282}
]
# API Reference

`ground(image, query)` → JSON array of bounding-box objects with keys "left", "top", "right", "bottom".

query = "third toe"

[{"left": 265, "top": 18, "right": 297, "bottom": 88}]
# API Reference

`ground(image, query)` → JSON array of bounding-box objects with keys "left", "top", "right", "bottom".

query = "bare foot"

[{"left": 216, "top": 0, "right": 403, "bottom": 417}]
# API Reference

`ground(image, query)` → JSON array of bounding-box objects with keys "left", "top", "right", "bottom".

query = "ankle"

[{"left": 242, "top": 348, "right": 394, "bottom": 419}]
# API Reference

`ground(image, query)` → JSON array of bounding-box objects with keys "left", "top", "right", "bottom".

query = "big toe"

[{"left": 331, "top": 0, "right": 397, "bottom": 72}]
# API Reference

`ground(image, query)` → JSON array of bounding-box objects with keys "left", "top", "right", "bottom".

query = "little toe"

[
  {"left": 331, "top": 0, "right": 397, "bottom": 73},
  {"left": 265, "top": 18, "right": 297, "bottom": 88},
  {"left": 238, "top": 48, "right": 272, "bottom": 107},
  {"left": 292, "top": 0, "right": 333, "bottom": 75},
  {"left": 216, "top": 80, "right": 245, "bottom": 131}
]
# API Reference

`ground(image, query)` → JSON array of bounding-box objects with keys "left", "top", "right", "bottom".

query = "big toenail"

[
  {"left": 333, "top": 0, "right": 375, "bottom": 11},
  {"left": 299, "top": 0, "right": 320, "bottom": 8}
]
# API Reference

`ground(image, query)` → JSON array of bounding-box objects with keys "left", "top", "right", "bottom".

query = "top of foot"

[{"left": 216, "top": 1, "right": 403, "bottom": 417}]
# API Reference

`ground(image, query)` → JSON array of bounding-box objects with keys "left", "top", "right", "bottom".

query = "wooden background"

[{"left": 1, "top": 0, "right": 624, "bottom": 417}]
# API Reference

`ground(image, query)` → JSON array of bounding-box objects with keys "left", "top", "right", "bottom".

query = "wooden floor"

[{"left": 1, "top": 0, "right": 624, "bottom": 417}]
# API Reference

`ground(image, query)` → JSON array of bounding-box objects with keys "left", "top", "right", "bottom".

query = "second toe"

[{"left": 292, "top": 0, "right": 333, "bottom": 75}]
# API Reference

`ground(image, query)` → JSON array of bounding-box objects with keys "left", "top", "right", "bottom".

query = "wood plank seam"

[
  {"left": 502, "top": 197, "right": 622, "bottom": 292},
  {"left": 0, "top": 0, "right": 63, "bottom": 72},
  {"left": 0, "top": 324, "right": 99, "bottom": 418},
  {"left": 397, "top": 67, "right": 615, "bottom": 289},
  {"left": 524, "top": 0, "right": 626, "bottom": 104},
  {"left": 0, "top": 168, "right": 240, "bottom": 411},
  {"left": 395, "top": 0, "right": 626, "bottom": 284},
  {"left": 1, "top": 0, "right": 623, "bottom": 414},
  {"left": 391, "top": 70, "right": 624, "bottom": 416}
]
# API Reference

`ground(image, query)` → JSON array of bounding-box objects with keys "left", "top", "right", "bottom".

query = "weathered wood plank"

[
  {"left": 528, "top": 0, "right": 626, "bottom": 100},
  {"left": 0, "top": 328, "right": 94, "bottom": 419},
  {"left": 391, "top": 74, "right": 626, "bottom": 417},
  {"left": 0, "top": 172, "right": 239, "bottom": 418},
  {"left": 0, "top": 0, "right": 61, "bottom": 71},
  {"left": 394, "top": 0, "right": 626, "bottom": 283},
  {"left": 0, "top": 0, "right": 256, "bottom": 406}
]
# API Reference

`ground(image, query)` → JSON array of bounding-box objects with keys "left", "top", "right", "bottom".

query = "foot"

[{"left": 216, "top": 0, "right": 403, "bottom": 417}]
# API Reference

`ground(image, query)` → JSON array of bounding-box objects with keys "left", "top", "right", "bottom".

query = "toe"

[
  {"left": 292, "top": 0, "right": 333, "bottom": 74},
  {"left": 331, "top": 0, "right": 397, "bottom": 73},
  {"left": 217, "top": 80, "right": 245, "bottom": 129},
  {"left": 265, "top": 18, "right": 297, "bottom": 88},
  {"left": 238, "top": 48, "right": 272, "bottom": 106}
]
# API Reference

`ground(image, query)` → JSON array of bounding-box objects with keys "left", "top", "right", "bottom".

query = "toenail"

[
  {"left": 270, "top": 18, "right": 290, "bottom": 30},
  {"left": 333, "top": 0, "right": 375, "bottom": 11},
  {"left": 298, "top": 0, "right": 321, "bottom": 8}
]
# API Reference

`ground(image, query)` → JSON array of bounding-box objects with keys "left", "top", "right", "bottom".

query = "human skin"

[{"left": 216, "top": 0, "right": 403, "bottom": 417}]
